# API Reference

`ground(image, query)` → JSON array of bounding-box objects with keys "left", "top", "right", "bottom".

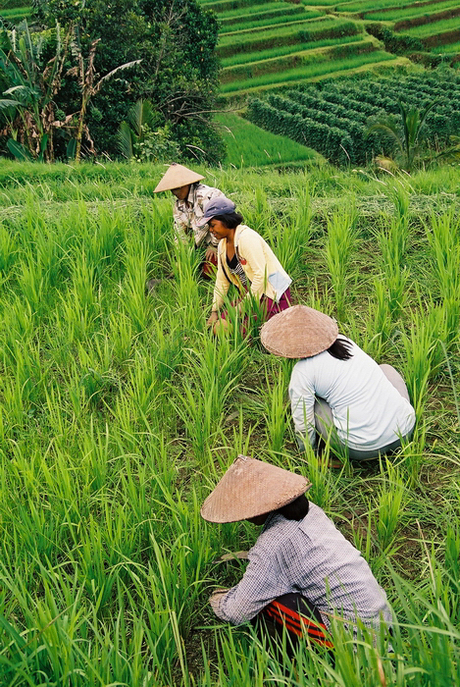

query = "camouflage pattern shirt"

[{"left": 173, "top": 182, "right": 224, "bottom": 248}]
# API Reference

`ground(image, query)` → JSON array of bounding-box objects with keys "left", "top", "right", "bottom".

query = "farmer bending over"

[
  {"left": 202, "top": 455, "right": 392, "bottom": 654},
  {"left": 201, "top": 197, "right": 292, "bottom": 335},
  {"left": 154, "top": 163, "right": 225, "bottom": 278},
  {"left": 260, "top": 305, "right": 416, "bottom": 463}
]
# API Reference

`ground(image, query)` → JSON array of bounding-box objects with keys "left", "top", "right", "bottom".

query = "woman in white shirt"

[{"left": 260, "top": 305, "right": 416, "bottom": 461}]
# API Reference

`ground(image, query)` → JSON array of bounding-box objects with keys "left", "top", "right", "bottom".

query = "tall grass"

[
  {"left": 0, "top": 161, "right": 458, "bottom": 685},
  {"left": 325, "top": 207, "right": 359, "bottom": 319}
]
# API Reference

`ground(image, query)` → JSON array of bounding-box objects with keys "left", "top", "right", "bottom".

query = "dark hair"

[
  {"left": 211, "top": 212, "right": 243, "bottom": 229},
  {"left": 327, "top": 336, "right": 353, "bottom": 361},
  {"left": 276, "top": 494, "right": 309, "bottom": 521}
]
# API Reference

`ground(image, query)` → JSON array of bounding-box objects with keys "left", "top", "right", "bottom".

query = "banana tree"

[
  {"left": 366, "top": 99, "right": 440, "bottom": 172},
  {"left": 67, "top": 32, "right": 141, "bottom": 163},
  {"left": 0, "top": 21, "right": 71, "bottom": 161},
  {"left": 118, "top": 98, "right": 159, "bottom": 159}
]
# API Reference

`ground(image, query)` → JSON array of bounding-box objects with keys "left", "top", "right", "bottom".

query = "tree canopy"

[{"left": 26, "top": 0, "right": 222, "bottom": 161}]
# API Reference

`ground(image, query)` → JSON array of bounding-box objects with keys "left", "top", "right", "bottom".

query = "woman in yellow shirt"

[{"left": 201, "top": 197, "right": 292, "bottom": 335}]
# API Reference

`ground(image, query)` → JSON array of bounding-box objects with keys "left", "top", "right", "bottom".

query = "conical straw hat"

[
  {"left": 154, "top": 163, "right": 205, "bottom": 193},
  {"left": 260, "top": 305, "right": 338, "bottom": 359},
  {"left": 201, "top": 455, "right": 311, "bottom": 523}
]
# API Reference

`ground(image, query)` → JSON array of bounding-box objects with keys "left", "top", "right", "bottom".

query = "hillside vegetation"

[
  {"left": 0, "top": 160, "right": 459, "bottom": 684},
  {"left": 197, "top": 0, "right": 460, "bottom": 97}
]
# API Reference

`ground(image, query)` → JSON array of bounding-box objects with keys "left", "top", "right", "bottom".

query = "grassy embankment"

[
  {"left": 215, "top": 112, "right": 319, "bottom": 167},
  {"left": 0, "top": 160, "right": 459, "bottom": 685},
  {"left": 0, "top": 5, "right": 32, "bottom": 22}
]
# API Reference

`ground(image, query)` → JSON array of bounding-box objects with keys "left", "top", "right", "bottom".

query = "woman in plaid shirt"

[{"left": 201, "top": 456, "right": 392, "bottom": 654}]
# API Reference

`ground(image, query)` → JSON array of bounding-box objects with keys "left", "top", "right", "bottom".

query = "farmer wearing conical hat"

[
  {"left": 260, "top": 305, "right": 416, "bottom": 462},
  {"left": 154, "top": 163, "right": 225, "bottom": 278},
  {"left": 202, "top": 456, "right": 392, "bottom": 652}
]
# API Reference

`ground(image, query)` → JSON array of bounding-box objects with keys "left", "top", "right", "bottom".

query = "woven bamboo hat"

[
  {"left": 200, "top": 455, "right": 311, "bottom": 523},
  {"left": 260, "top": 305, "right": 338, "bottom": 359},
  {"left": 154, "top": 163, "right": 204, "bottom": 193}
]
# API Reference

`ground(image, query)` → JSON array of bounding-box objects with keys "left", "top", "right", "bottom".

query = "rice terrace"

[{"left": 0, "top": 0, "right": 460, "bottom": 685}]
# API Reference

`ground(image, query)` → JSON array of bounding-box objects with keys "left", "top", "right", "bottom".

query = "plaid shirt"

[
  {"left": 214, "top": 503, "right": 392, "bottom": 631},
  {"left": 173, "top": 182, "right": 224, "bottom": 248}
]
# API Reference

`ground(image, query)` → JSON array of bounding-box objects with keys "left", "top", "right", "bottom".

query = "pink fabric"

[{"left": 220, "top": 288, "right": 292, "bottom": 334}]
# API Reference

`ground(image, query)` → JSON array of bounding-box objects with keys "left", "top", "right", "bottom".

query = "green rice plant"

[
  {"left": 220, "top": 34, "right": 363, "bottom": 67},
  {"left": 325, "top": 207, "right": 359, "bottom": 319},
  {"left": 400, "top": 305, "right": 444, "bottom": 416},
  {"left": 220, "top": 51, "right": 397, "bottom": 95},
  {"left": 169, "top": 337, "right": 245, "bottom": 461},
  {"left": 368, "top": 0, "right": 459, "bottom": 21},
  {"left": 263, "top": 365, "right": 290, "bottom": 453},
  {"left": 376, "top": 460, "right": 408, "bottom": 552},
  {"left": 264, "top": 182, "right": 314, "bottom": 278},
  {"left": 215, "top": 112, "right": 317, "bottom": 168},
  {"left": 0, "top": 222, "right": 18, "bottom": 276},
  {"left": 365, "top": 279, "right": 393, "bottom": 360},
  {"left": 425, "top": 211, "right": 460, "bottom": 334},
  {"left": 404, "top": 15, "right": 460, "bottom": 37},
  {"left": 121, "top": 238, "right": 152, "bottom": 334},
  {"left": 169, "top": 239, "right": 203, "bottom": 332},
  {"left": 298, "top": 444, "right": 343, "bottom": 512}
]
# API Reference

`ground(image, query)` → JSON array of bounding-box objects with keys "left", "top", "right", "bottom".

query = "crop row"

[
  {"left": 220, "top": 10, "right": 322, "bottom": 36},
  {"left": 221, "top": 50, "right": 396, "bottom": 95},
  {"left": 247, "top": 71, "right": 460, "bottom": 163},
  {"left": 218, "top": 1, "right": 291, "bottom": 19},
  {"left": 217, "top": 19, "right": 360, "bottom": 58},
  {"left": 367, "top": 0, "right": 460, "bottom": 22},
  {"left": 220, "top": 4, "right": 304, "bottom": 28},
  {"left": 221, "top": 40, "right": 376, "bottom": 84},
  {"left": 220, "top": 34, "right": 364, "bottom": 68},
  {"left": 394, "top": 5, "right": 460, "bottom": 32},
  {"left": 402, "top": 14, "right": 460, "bottom": 38},
  {"left": 339, "top": 0, "right": 447, "bottom": 13}
]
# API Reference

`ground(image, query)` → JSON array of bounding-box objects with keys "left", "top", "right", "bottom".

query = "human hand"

[
  {"left": 206, "top": 311, "right": 219, "bottom": 328},
  {"left": 205, "top": 246, "right": 217, "bottom": 262},
  {"left": 209, "top": 589, "right": 229, "bottom": 613}
]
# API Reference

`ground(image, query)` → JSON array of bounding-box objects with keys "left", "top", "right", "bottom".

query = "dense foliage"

[
  {"left": 3, "top": 0, "right": 223, "bottom": 161},
  {"left": 247, "top": 69, "right": 460, "bottom": 166}
]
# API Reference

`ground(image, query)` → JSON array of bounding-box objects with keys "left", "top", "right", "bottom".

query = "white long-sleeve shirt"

[
  {"left": 214, "top": 505, "right": 392, "bottom": 631},
  {"left": 289, "top": 338, "right": 415, "bottom": 451}
]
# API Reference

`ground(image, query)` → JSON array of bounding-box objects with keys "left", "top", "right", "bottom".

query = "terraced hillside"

[
  {"left": 200, "top": 0, "right": 460, "bottom": 98},
  {"left": 0, "top": 0, "right": 32, "bottom": 25}
]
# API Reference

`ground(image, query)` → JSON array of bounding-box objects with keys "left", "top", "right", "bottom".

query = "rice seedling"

[
  {"left": 0, "top": 160, "right": 459, "bottom": 685},
  {"left": 325, "top": 207, "right": 359, "bottom": 319},
  {"left": 375, "top": 460, "right": 408, "bottom": 552},
  {"left": 221, "top": 33, "right": 364, "bottom": 68},
  {"left": 425, "top": 210, "right": 460, "bottom": 313},
  {"left": 409, "top": 15, "right": 460, "bottom": 38},
  {"left": 220, "top": 51, "right": 397, "bottom": 95},
  {"left": 215, "top": 112, "right": 317, "bottom": 168},
  {"left": 367, "top": 0, "right": 459, "bottom": 21}
]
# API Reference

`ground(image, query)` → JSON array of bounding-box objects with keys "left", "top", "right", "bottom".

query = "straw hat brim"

[
  {"left": 200, "top": 455, "right": 311, "bottom": 523},
  {"left": 154, "top": 163, "right": 205, "bottom": 193},
  {"left": 260, "top": 305, "right": 338, "bottom": 358}
]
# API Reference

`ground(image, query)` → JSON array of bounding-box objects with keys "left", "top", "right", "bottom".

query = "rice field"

[
  {"left": 201, "top": 0, "right": 460, "bottom": 98},
  {"left": 220, "top": 50, "right": 398, "bottom": 95},
  {"left": 0, "top": 159, "right": 459, "bottom": 685},
  {"left": 402, "top": 14, "right": 460, "bottom": 38},
  {"left": 0, "top": 5, "right": 32, "bottom": 22},
  {"left": 364, "top": 0, "right": 460, "bottom": 21},
  {"left": 215, "top": 111, "right": 319, "bottom": 166}
]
